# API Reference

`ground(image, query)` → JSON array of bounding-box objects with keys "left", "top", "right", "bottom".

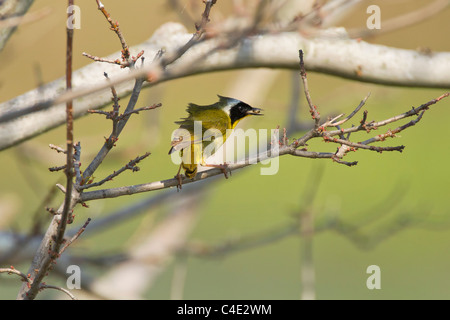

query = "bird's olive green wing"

[
  {"left": 170, "top": 105, "right": 230, "bottom": 155},
  {"left": 178, "top": 104, "right": 231, "bottom": 131}
]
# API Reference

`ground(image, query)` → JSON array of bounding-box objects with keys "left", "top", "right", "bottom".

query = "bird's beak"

[{"left": 247, "top": 108, "right": 263, "bottom": 116}]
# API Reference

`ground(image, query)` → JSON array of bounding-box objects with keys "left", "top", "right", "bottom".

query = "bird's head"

[{"left": 218, "top": 95, "right": 263, "bottom": 127}]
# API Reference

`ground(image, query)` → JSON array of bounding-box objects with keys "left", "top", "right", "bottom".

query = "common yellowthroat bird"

[{"left": 169, "top": 95, "right": 263, "bottom": 188}]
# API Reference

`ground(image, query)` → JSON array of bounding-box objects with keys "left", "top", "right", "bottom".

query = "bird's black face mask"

[{"left": 230, "top": 102, "right": 263, "bottom": 126}]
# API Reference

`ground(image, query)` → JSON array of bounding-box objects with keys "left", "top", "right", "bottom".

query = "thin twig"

[
  {"left": 326, "top": 93, "right": 371, "bottom": 127},
  {"left": 80, "top": 152, "right": 151, "bottom": 190},
  {"left": 117, "top": 103, "right": 162, "bottom": 121},
  {"left": 39, "top": 284, "right": 77, "bottom": 300},
  {"left": 323, "top": 135, "right": 405, "bottom": 153},
  {"left": 95, "top": 0, "right": 130, "bottom": 61},
  {"left": 160, "top": 0, "right": 217, "bottom": 67},
  {"left": 82, "top": 50, "right": 145, "bottom": 68},
  {"left": 74, "top": 142, "right": 82, "bottom": 186},
  {"left": 87, "top": 109, "right": 113, "bottom": 118},
  {"left": 82, "top": 52, "right": 122, "bottom": 65},
  {"left": 83, "top": 2, "right": 145, "bottom": 68},
  {"left": 49, "top": 165, "right": 67, "bottom": 172},
  {"left": 49, "top": 144, "right": 67, "bottom": 154},
  {"left": 0, "top": 267, "right": 31, "bottom": 284},
  {"left": 59, "top": 218, "right": 92, "bottom": 255},
  {"left": 299, "top": 50, "right": 320, "bottom": 128}
]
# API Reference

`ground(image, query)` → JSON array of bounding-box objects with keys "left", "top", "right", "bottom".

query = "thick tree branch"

[{"left": 1, "top": 23, "right": 450, "bottom": 150}]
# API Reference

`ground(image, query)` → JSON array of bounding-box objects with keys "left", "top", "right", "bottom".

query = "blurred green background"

[{"left": 0, "top": 0, "right": 449, "bottom": 299}]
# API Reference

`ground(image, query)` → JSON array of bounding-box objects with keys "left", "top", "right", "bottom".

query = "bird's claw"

[
  {"left": 221, "top": 163, "right": 231, "bottom": 179},
  {"left": 207, "top": 163, "right": 230, "bottom": 179},
  {"left": 175, "top": 173, "right": 183, "bottom": 191}
]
